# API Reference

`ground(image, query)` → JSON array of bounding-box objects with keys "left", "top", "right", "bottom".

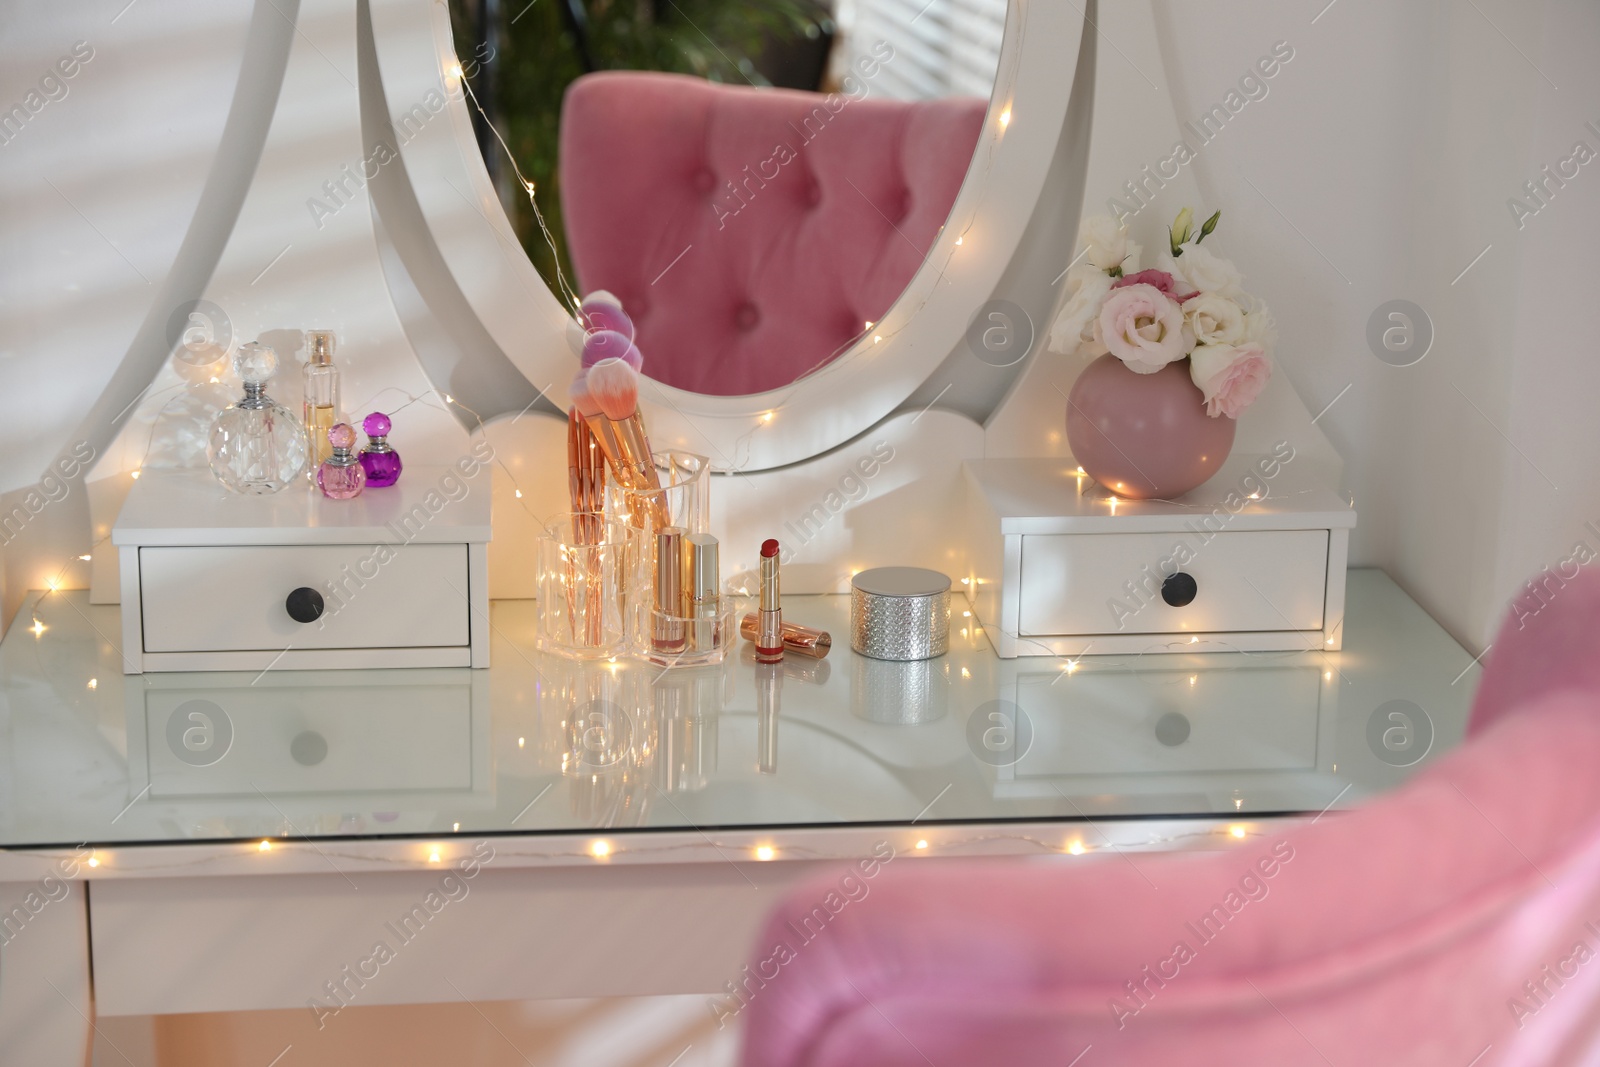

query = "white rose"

[
  {"left": 1080, "top": 215, "right": 1139, "bottom": 275},
  {"left": 1047, "top": 264, "right": 1113, "bottom": 355},
  {"left": 1159, "top": 242, "right": 1244, "bottom": 297},
  {"left": 1186, "top": 292, "right": 1247, "bottom": 347},
  {"left": 1096, "top": 283, "right": 1193, "bottom": 374},
  {"left": 1241, "top": 300, "right": 1278, "bottom": 351}
]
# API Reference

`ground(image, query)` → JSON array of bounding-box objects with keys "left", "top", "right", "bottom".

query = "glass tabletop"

[{"left": 0, "top": 569, "right": 1475, "bottom": 850}]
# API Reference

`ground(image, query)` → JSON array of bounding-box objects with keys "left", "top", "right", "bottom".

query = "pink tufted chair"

[
  {"left": 559, "top": 72, "right": 986, "bottom": 396},
  {"left": 737, "top": 570, "right": 1600, "bottom": 1066}
]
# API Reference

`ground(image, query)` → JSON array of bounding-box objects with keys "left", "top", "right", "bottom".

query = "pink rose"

[
  {"left": 1094, "top": 283, "right": 1192, "bottom": 374},
  {"left": 1189, "top": 343, "right": 1272, "bottom": 418},
  {"left": 1112, "top": 269, "right": 1199, "bottom": 303}
]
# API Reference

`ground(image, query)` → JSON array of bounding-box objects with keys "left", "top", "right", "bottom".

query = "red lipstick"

[{"left": 756, "top": 539, "right": 783, "bottom": 663}]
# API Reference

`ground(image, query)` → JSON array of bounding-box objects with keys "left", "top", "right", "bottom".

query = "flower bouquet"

[{"left": 1048, "top": 209, "right": 1276, "bottom": 499}]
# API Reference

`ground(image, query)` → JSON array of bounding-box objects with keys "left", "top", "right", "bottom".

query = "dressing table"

[
  {"left": 0, "top": 0, "right": 1479, "bottom": 1062},
  {"left": 0, "top": 570, "right": 1475, "bottom": 1063}
]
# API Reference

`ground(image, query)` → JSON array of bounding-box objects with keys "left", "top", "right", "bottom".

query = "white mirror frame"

[{"left": 369, "top": 0, "right": 1085, "bottom": 471}]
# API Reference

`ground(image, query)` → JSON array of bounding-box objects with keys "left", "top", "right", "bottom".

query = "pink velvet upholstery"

[
  {"left": 559, "top": 72, "right": 985, "bottom": 396},
  {"left": 739, "top": 569, "right": 1600, "bottom": 1066}
]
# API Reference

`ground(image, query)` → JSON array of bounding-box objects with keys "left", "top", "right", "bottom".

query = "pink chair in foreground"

[
  {"left": 738, "top": 571, "right": 1600, "bottom": 1066},
  {"left": 559, "top": 72, "right": 985, "bottom": 396}
]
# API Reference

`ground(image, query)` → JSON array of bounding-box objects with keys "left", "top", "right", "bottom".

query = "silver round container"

[{"left": 850, "top": 567, "right": 951, "bottom": 661}]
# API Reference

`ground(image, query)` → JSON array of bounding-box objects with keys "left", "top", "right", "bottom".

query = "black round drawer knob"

[
  {"left": 285, "top": 587, "right": 325, "bottom": 624},
  {"left": 1161, "top": 572, "right": 1198, "bottom": 608}
]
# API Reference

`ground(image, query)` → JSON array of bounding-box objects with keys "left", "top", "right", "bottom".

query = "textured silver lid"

[{"left": 850, "top": 567, "right": 951, "bottom": 661}]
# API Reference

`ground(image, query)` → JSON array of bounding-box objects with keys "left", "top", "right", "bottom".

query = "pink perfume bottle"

[
  {"left": 316, "top": 423, "right": 367, "bottom": 499},
  {"left": 358, "top": 411, "right": 402, "bottom": 487}
]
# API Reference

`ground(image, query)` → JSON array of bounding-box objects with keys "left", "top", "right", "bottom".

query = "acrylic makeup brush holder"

[
  {"left": 634, "top": 602, "right": 739, "bottom": 668},
  {"left": 534, "top": 514, "right": 637, "bottom": 661},
  {"left": 602, "top": 451, "right": 722, "bottom": 666},
  {"left": 603, "top": 450, "right": 711, "bottom": 536}
]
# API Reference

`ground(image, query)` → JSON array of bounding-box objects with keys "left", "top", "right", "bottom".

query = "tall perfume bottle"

[
  {"left": 207, "top": 342, "right": 308, "bottom": 494},
  {"left": 302, "top": 329, "right": 340, "bottom": 476},
  {"left": 358, "top": 411, "right": 402, "bottom": 487},
  {"left": 317, "top": 423, "right": 366, "bottom": 499}
]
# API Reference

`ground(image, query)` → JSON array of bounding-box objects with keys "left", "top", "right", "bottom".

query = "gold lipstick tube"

[
  {"left": 741, "top": 615, "right": 830, "bottom": 659},
  {"left": 686, "top": 533, "right": 720, "bottom": 652},
  {"left": 654, "top": 526, "right": 686, "bottom": 654},
  {"left": 756, "top": 550, "right": 783, "bottom": 663}
]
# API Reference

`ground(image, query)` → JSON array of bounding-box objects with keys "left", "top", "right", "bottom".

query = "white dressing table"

[{"left": 0, "top": 570, "right": 1475, "bottom": 1063}]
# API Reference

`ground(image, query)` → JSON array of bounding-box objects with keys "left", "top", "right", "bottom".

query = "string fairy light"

[{"left": 451, "top": 65, "right": 583, "bottom": 318}]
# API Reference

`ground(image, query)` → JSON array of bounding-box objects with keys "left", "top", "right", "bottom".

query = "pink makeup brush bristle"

[
  {"left": 587, "top": 357, "right": 638, "bottom": 421},
  {"left": 570, "top": 369, "right": 602, "bottom": 418}
]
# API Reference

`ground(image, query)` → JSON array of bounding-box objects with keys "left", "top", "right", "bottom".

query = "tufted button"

[
  {"left": 892, "top": 190, "right": 911, "bottom": 223},
  {"left": 735, "top": 302, "right": 760, "bottom": 331},
  {"left": 805, "top": 182, "right": 823, "bottom": 207},
  {"left": 693, "top": 168, "right": 716, "bottom": 194}
]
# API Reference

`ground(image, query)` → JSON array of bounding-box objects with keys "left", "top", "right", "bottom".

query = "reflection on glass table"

[{"left": 0, "top": 570, "right": 1474, "bottom": 849}]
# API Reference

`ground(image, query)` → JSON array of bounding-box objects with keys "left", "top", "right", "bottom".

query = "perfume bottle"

[
  {"left": 358, "top": 411, "right": 402, "bottom": 487},
  {"left": 207, "top": 342, "right": 308, "bottom": 494},
  {"left": 316, "top": 423, "right": 367, "bottom": 499},
  {"left": 302, "top": 329, "right": 340, "bottom": 476}
]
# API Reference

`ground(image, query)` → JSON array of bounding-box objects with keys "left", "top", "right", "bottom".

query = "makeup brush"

[{"left": 581, "top": 358, "right": 663, "bottom": 503}]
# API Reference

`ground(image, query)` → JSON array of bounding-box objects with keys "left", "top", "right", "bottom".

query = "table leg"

[{"left": 0, "top": 878, "right": 93, "bottom": 1066}]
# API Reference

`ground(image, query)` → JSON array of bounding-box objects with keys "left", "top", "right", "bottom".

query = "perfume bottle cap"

[
  {"left": 362, "top": 411, "right": 391, "bottom": 438},
  {"left": 234, "top": 342, "right": 278, "bottom": 385},
  {"left": 307, "top": 330, "right": 335, "bottom": 365},
  {"left": 324, "top": 422, "right": 353, "bottom": 454}
]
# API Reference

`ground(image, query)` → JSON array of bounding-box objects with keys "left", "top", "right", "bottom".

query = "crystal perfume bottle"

[
  {"left": 207, "top": 343, "right": 308, "bottom": 494},
  {"left": 358, "top": 411, "right": 402, "bottom": 487},
  {"left": 317, "top": 423, "right": 367, "bottom": 499},
  {"left": 302, "top": 329, "right": 340, "bottom": 476}
]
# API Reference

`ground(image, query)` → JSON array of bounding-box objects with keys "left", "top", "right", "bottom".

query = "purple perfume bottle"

[
  {"left": 317, "top": 423, "right": 367, "bottom": 499},
  {"left": 358, "top": 411, "right": 402, "bottom": 487}
]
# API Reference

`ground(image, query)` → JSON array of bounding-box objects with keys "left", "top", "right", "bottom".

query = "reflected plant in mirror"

[{"left": 448, "top": 0, "right": 1007, "bottom": 395}]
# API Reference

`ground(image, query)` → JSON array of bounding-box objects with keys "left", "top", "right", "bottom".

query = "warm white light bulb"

[
  {"left": 259, "top": 840, "right": 272, "bottom": 852},
  {"left": 754, "top": 845, "right": 776, "bottom": 861},
  {"left": 590, "top": 840, "right": 611, "bottom": 858},
  {"left": 915, "top": 840, "right": 928, "bottom": 851}
]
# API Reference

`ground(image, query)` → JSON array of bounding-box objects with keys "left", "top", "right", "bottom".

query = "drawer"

[
  {"left": 1018, "top": 529, "right": 1328, "bottom": 637},
  {"left": 141, "top": 679, "right": 475, "bottom": 796},
  {"left": 139, "top": 544, "right": 470, "bottom": 652}
]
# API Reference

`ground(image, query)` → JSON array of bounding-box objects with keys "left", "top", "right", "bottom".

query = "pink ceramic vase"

[{"left": 1064, "top": 354, "right": 1235, "bottom": 500}]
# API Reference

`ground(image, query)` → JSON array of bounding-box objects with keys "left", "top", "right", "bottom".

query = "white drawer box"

[
  {"left": 113, "top": 468, "right": 491, "bottom": 672},
  {"left": 965, "top": 456, "right": 1355, "bottom": 658},
  {"left": 139, "top": 544, "right": 470, "bottom": 653},
  {"left": 1018, "top": 529, "right": 1328, "bottom": 637}
]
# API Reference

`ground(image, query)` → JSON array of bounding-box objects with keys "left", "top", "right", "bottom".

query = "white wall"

[{"left": 1128, "top": 0, "right": 1589, "bottom": 654}]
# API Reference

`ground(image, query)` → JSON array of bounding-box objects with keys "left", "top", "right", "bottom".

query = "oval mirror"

[{"left": 445, "top": 0, "right": 1009, "bottom": 398}]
